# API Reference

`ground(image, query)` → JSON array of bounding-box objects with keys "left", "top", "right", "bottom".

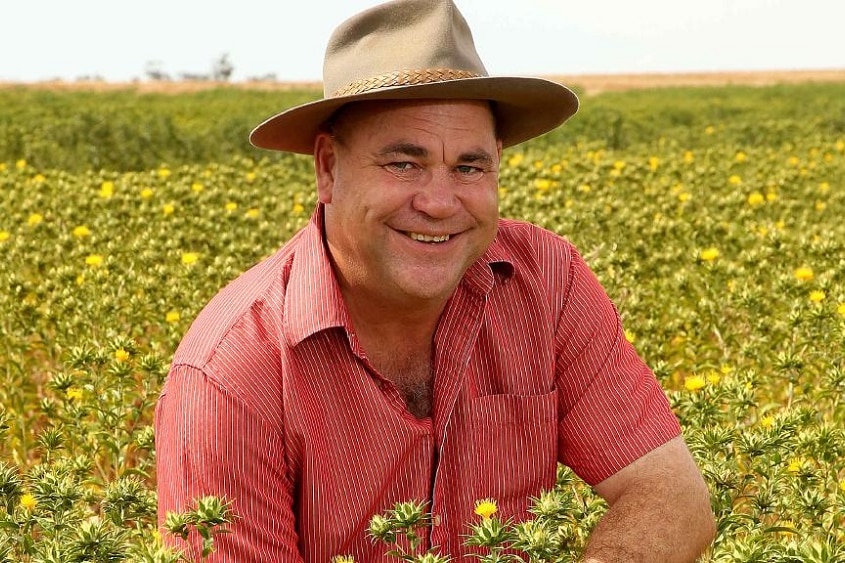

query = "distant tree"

[
  {"left": 212, "top": 54, "right": 234, "bottom": 82},
  {"left": 144, "top": 61, "right": 171, "bottom": 81}
]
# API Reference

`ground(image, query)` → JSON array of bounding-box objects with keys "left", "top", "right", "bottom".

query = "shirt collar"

[
  {"left": 283, "top": 204, "right": 515, "bottom": 346},
  {"left": 283, "top": 205, "right": 352, "bottom": 347}
]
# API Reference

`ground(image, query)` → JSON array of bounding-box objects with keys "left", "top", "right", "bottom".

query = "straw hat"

[{"left": 249, "top": 0, "right": 579, "bottom": 154}]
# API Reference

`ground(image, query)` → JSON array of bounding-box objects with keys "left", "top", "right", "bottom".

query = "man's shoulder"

[
  {"left": 495, "top": 218, "right": 577, "bottom": 266},
  {"left": 170, "top": 228, "right": 308, "bottom": 371}
]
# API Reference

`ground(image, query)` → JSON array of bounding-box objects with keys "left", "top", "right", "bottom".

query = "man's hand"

[{"left": 583, "top": 436, "right": 716, "bottom": 562}]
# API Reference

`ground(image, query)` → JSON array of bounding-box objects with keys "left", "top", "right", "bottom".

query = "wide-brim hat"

[{"left": 249, "top": 0, "right": 579, "bottom": 154}]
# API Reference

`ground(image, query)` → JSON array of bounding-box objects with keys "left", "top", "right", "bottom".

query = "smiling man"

[{"left": 154, "top": 0, "right": 715, "bottom": 561}]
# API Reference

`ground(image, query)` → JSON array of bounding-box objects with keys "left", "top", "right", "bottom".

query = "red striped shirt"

[{"left": 155, "top": 205, "right": 680, "bottom": 561}]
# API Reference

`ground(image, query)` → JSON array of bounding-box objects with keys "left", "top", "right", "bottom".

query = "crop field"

[{"left": 0, "top": 80, "right": 844, "bottom": 561}]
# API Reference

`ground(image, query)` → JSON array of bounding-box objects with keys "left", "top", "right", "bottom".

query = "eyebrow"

[
  {"left": 377, "top": 143, "right": 495, "bottom": 166},
  {"left": 377, "top": 142, "right": 428, "bottom": 159}
]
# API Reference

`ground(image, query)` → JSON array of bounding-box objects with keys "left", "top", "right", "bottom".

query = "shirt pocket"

[{"left": 469, "top": 389, "right": 558, "bottom": 521}]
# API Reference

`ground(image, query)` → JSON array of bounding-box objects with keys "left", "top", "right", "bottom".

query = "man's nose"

[{"left": 411, "top": 168, "right": 460, "bottom": 219}]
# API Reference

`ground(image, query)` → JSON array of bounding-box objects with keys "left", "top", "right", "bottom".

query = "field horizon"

[{"left": 2, "top": 67, "right": 844, "bottom": 95}]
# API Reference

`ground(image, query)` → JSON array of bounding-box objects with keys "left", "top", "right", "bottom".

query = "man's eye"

[
  {"left": 386, "top": 162, "right": 414, "bottom": 172},
  {"left": 456, "top": 165, "right": 483, "bottom": 176}
]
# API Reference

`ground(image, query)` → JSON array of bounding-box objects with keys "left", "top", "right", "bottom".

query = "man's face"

[{"left": 314, "top": 99, "right": 502, "bottom": 308}]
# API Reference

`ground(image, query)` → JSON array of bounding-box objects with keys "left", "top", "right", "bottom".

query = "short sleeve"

[
  {"left": 155, "top": 364, "right": 303, "bottom": 561},
  {"left": 553, "top": 246, "right": 680, "bottom": 485}
]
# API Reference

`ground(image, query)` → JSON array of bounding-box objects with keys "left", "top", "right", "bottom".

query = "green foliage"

[{"left": 1, "top": 81, "right": 844, "bottom": 559}]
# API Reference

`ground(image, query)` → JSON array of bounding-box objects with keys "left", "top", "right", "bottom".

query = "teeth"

[{"left": 409, "top": 232, "right": 450, "bottom": 243}]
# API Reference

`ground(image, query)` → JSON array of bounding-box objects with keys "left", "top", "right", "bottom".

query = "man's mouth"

[{"left": 407, "top": 232, "right": 451, "bottom": 243}]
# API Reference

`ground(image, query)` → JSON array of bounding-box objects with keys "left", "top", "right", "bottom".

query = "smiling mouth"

[{"left": 407, "top": 231, "right": 451, "bottom": 243}]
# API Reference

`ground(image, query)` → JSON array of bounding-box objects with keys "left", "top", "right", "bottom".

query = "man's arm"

[
  {"left": 155, "top": 365, "right": 303, "bottom": 561},
  {"left": 583, "top": 436, "right": 716, "bottom": 562}
]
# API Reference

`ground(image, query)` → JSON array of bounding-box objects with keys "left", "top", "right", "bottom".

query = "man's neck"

[{"left": 342, "top": 287, "right": 447, "bottom": 347}]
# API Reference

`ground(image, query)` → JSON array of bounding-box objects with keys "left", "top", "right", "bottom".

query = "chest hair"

[{"left": 369, "top": 349, "right": 433, "bottom": 419}]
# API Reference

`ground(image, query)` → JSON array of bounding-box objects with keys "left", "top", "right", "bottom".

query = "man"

[{"left": 155, "top": 0, "right": 716, "bottom": 561}]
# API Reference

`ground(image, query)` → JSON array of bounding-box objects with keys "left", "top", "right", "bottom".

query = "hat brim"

[{"left": 249, "top": 76, "right": 578, "bottom": 154}]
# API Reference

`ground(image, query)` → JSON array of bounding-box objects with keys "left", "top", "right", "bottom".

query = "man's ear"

[{"left": 314, "top": 133, "right": 337, "bottom": 204}]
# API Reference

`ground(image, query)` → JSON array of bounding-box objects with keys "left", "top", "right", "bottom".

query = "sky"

[{"left": 2, "top": 0, "right": 843, "bottom": 83}]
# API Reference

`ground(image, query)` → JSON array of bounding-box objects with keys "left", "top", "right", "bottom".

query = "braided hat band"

[{"left": 332, "top": 68, "right": 482, "bottom": 98}]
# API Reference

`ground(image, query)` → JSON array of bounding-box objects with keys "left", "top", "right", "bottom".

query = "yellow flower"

[
  {"left": 765, "top": 191, "right": 778, "bottom": 202},
  {"left": 578, "top": 183, "right": 592, "bottom": 193},
  {"left": 760, "top": 415, "right": 775, "bottom": 429},
  {"left": 474, "top": 498, "right": 497, "bottom": 520},
  {"left": 191, "top": 182, "right": 204, "bottom": 193},
  {"left": 704, "top": 126, "right": 715, "bottom": 135},
  {"left": 815, "top": 201, "right": 826, "bottom": 212},
  {"left": 678, "top": 192, "right": 691, "bottom": 202},
  {"left": 27, "top": 213, "right": 44, "bottom": 226},
  {"left": 76, "top": 274, "right": 84, "bottom": 286},
  {"left": 682, "top": 151, "right": 694, "bottom": 164},
  {"left": 100, "top": 181, "right": 114, "bottom": 199},
  {"left": 72, "top": 225, "right": 91, "bottom": 238},
  {"left": 613, "top": 160, "right": 626, "bottom": 171},
  {"left": 786, "top": 458, "right": 804, "bottom": 473},
  {"left": 746, "top": 192, "right": 765, "bottom": 208},
  {"left": 533, "top": 160, "right": 544, "bottom": 170},
  {"left": 648, "top": 156, "right": 660, "bottom": 171},
  {"left": 225, "top": 202, "right": 238, "bottom": 212},
  {"left": 840, "top": 479, "right": 845, "bottom": 493},
  {"left": 85, "top": 254, "right": 104, "bottom": 267},
  {"left": 699, "top": 247, "right": 720, "bottom": 262},
  {"left": 705, "top": 371, "right": 721, "bottom": 385},
  {"left": 534, "top": 178, "right": 552, "bottom": 191},
  {"left": 246, "top": 172, "right": 257, "bottom": 182},
  {"left": 728, "top": 175, "right": 742, "bottom": 186},
  {"left": 720, "top": 364, "right": 733, "bottom": 375},
  {"left": 777, "top": 520, "right": 797, "bottom": 535},
  {"left": 245, "top": 208, "right": 260, "bottom": 219},
  {"left": 33, "top": 173, "right": 46, "bottom": 183},
  {"left": 809, "top": 290, "right": 825, "bottom": 303},
  {"left": 0, "top": 163, "right": 5, "bottom": 172},
  {"left": 163, "top": 203, "right": 175, "bottom": 215},
  {"left": 20, "top": 493, "right": 36, "bottom": 510},
  {"left": 140, "top": 188, "right": 154, "bottom": 199},
  {"left": 157, "top": 167, "right": 171, "bottom": 179},
  {"left": 787, "top": 156, "right": 800, "bottom": 167},
  {"left": 684, "top": 375, "right": 706, "bottom": 392},
  {"left": 624, "top": 330, "right": 635, "bottom": 344},
  {"left": 114, "top": 348, "right": 131, "bottom": 362},
  {"left": 66, "top": 387, "right": 84, "bottom": 401},
  {"left": 16, "top": 159, "right": 27, "bottom": 170},
  {"left": 292, "top": 203, "right": 305, "bottom": 215},
  {"left": 181, "top": 252, "right": 200, "bottom": 265},
  {"left": 818, "top": 181, "right": 830, "bottom": 194},
  {"left": 837, "top": 303, "right": 845, "bottom": 318},
  {"left": 166, "top": 311, "right": 181, "bottom": 324},
  {"left": 836, "top": 140, "right": 844, "bottom": 151},
  {"left": 794, "top": 267, "right": 814, "bottom": 282},
  {"left": 0, "top": 231, "right": 10, "bottom": 243},
  {"left": 507, "top": 153, "right": 524, "bottom": 167},
  {"left": 332, "top": 557, "right": 356, "bottom": 563},
  {"left": 735, "top": 151, "right": 747, "bottom": 163}
]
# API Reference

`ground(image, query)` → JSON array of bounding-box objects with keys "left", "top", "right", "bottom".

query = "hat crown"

[{"left": 323, "top": 0, "right": 489, "bottom": 98}]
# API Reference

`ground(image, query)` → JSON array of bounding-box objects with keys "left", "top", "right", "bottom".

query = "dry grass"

[{"left": 2, "top": 69, "right": 844, "bottom": 96}]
